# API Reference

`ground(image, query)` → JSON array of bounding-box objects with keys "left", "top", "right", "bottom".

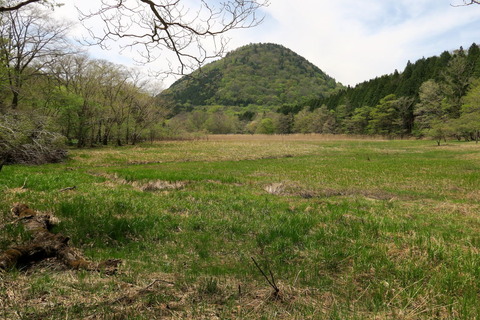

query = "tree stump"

[{"left": 0, "top": 203, "right": 121, "bottom": 273}]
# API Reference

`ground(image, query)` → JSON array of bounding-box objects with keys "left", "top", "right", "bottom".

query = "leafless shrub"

[{"left": 0, "top": 113, "right": 67, "bottom": 165}]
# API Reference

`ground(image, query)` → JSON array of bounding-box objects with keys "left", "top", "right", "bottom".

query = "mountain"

[{"left": 161, "top": 43, "right": 342, "bottom": 109}]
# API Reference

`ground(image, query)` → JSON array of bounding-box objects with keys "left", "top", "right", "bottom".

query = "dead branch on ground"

[
  {"left": 0, "top": 203, "right": 121, "bottom": 273},
  {"left": 251, "top": 256, "right": 280, "bottom": 297}
]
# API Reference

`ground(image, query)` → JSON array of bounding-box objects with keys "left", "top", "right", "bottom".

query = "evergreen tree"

[
  {"left": 368, "top": 94, "right": 402, "bottom": 135},
  {"left": 345, "top": 106, "right": 372, "bottom": 134},
  {"left": 442, "top": 54, "right": 471, "bottom": 118}
]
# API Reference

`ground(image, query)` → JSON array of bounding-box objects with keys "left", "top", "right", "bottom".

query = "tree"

[
  {"left": 345, "top": 106, "right": 372, "bottom": 134},
  {"left": 128, "top": 90, "right": 164, "bottom": 145},
  {"left": 368, "top": 94, "right": 402, "bottom": 136},
  {"left": 293, "top": 108, "right": 313, "bottom": 134},
  {"left": 255, "top": 117, "right": 275, "bottom": 134},
  {"left": 428, "top": 120, "right": 450, "bottom": 146},
  {"left": 441, "top": 53, "right": 471, "bottom": 118},
  {"left": 414, "top": 80, "right": 446, "bottom": 134},
  {"left": 204, "top": 111, "right": 239, "bottom": 134},
  {"left": 0, "top": 112, "right": 67, "bottom": 164},
  {"left": 0, "top": 6, "right": 73, "bottom": 108},
  {"left": 275, "top": 113, "right": 293, "bottom": 134},
  {"left": 188, "top": 110, "right": 209, "bottom": 132},
  {"left": 0, "top": 1, "right": 268, "bottom": 75},
  {"left": 395, "top": 96, "right": 415, "bottom": 136},
  {"left": 454, "top": 79, "right": 480, "bottom": 142}
]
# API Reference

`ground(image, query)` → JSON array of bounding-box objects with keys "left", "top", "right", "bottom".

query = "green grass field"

[{"left": 1, "top": 135, "right": 480, "bottom": 319}]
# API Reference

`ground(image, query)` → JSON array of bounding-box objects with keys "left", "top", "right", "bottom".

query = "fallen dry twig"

[{"left": 251, "top": 257, "right": 280, "bottom": 297}]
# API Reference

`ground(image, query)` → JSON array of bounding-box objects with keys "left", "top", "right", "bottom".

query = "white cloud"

[
  {"left": 51, "top": 0, "right": 480, "bottom": 87},
  {"left": 229, "top": 0, "right": 480, "bottom": 86}
]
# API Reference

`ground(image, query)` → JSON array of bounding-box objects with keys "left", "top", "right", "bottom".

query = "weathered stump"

[{"left": 0, "top": 203, "right": 121, "bottom": 273}]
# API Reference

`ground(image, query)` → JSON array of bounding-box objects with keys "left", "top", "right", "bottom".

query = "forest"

[
  {"left": 2, "top": 2, "right": 480, "bottom": 168},
  {"left": 0, "top": 5, "right": 173, "bottom": 165},
  {"left": 165, "top": 43, "right": 480, "bottom": 144}
]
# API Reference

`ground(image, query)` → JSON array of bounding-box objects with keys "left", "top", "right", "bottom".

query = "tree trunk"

[
  {"left": 11, "top": 91, "right": 19, "bottom": 109},
  {"left": 0, "top": 204, "right": 121, "bottom": 273}
]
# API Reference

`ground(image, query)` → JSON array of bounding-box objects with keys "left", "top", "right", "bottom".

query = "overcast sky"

[{"left": 53, "top": 0, "right": 480, "bottom": 87}]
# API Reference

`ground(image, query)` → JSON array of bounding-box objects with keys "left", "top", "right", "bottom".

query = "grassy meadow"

[{"left": 1, "top": 135, "right": 480, "bottom": 319}]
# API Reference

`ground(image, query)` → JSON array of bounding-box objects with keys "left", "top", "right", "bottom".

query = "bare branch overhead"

[
  {"left": 0, "top": 0, "right": 42, "bottom": 12},
  {"left": 452, "top": 0, "right": 480, "bottom": 5},
  {"left": 1, "top": 1, "right": 269, "bottom": 75},
  {"left": 78, "top": 0, "right": 269, "bottom": 75}
]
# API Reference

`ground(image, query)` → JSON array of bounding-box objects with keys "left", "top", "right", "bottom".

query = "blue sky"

[{"left": 54, "top": 0, "right": 480, "bottom": 88}]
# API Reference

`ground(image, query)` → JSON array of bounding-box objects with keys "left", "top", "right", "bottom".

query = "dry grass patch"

[
  {"left": 208, "top": 134, "right": 389, "bottom": 142},
  {"left": 91, "top": 173, "right": 188, "bottom": 192},
  {"left": 0, "top": 270, "right": 340, "bottom": 320},
  {"left": 432, "top": 202, "right": 480, "bottom": 217},
  {"left": 264, "top": 181, "right": 398, "bottom": 201}
]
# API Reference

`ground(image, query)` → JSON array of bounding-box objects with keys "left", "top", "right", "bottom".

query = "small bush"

[{"left": 0, "top": 113, "right": 67, "bottom": 165}]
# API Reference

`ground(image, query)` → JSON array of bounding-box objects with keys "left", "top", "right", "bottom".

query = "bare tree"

[
  {"left": 0, "top": 7, "right": 74, "bottom": 108},
  {"left": 78, "top": 0, "right": 268, "bottom": 75},
  {"left": 1, "top": 1, "right": 269, "bottom": 75}
]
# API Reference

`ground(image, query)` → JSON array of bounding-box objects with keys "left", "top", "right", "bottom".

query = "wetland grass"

[{"left": 1, "top": 136, "right": 479, "bottom": 319}]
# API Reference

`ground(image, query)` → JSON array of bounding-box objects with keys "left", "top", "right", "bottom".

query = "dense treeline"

[
  {"left": 166, "top": 44, "right": 480, "bottom": 144},
  {"left": 0, "top": 6, "right": 168, "bottom": 164},
  {"left": 301, "top": 44, "right": 480, "bottom": 141}
]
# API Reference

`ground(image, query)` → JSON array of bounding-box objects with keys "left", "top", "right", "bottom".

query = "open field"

[{"left": 1, "top": 135, "right": 480, "bottom": 319}]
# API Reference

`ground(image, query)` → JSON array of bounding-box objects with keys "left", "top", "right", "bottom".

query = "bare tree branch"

[
  {"left": 0, "top": 0, "right": 42, "bottom": 12},
  {"left": 451, "top": 0, "right": 480, "bottom": 6},
  {"left": 78, "top": 0, "right": 269, "bottom": 75},
  {"left": 1, "top": 1, "right": 268, "bottom": 76}
]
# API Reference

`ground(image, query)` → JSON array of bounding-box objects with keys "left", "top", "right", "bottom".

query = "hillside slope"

[{"left": 161, "top": 43, "right": 342, "bottom": 107}]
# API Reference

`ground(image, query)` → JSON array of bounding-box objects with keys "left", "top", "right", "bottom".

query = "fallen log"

[{"left": 0, "top": 203, "right": 121, "bottom": 273}]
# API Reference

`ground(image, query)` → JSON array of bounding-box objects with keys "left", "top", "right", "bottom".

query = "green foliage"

[
  {"left": 255, "top": 117, "right": 275, "bottom": 134},
  {"left": 427, "top": 120, "right": 451, "bottom": 145},
  {"left": 367, "top": 94, "right": 401, "bottom": 135},
  {"left": 451, "top": 78, "right": 480, "bottom": 141},
  {"left": 345, "top": 105, "right": 372, "bottom": 134},
  {"left": 162, "top": 43, "right": 342, "bottom": 108},
  {"left": 414, "top": 79, "right": 445, "bottom": 133}
]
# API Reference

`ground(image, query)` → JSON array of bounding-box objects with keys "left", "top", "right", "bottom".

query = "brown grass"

[
  {"left": 91, "top": 173, "right": 188, "bottom": 192},
  {"left": 207, "top": 133, "right": 392, "bottom": 142}
]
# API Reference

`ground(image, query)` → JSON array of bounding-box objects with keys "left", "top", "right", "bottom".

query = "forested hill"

[
  {"left": 280, "top": 43, "right": 480, "bottom": 137},
  {"left": 307, "top": 43, "right": 480, "bottom": 119},
  {"left": 161, "top": 43, "right": 342, "bottom": 108}
]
